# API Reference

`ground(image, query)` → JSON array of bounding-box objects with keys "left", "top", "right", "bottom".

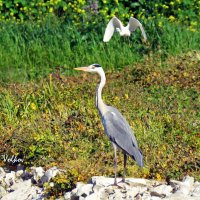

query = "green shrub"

[{"left": 0, "top": 51, "right": 199, "bottom": 184}]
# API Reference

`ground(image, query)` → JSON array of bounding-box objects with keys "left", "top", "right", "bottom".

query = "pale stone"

[
  {"left": 89, "top": 176, "right": 115, "bottom": 187},
  {"left": 1, "top": 179, "right": 41, "bottom": 200},
  {"left": 151, "top": 184, "right": 173, "bottom": 197},
  {"left": 141, "top": 191, "right": 151, "bottom": 200},
  {"left": 0, "top": 167, "right": 5, "bottom": 175},
  {"left": 125, "top": 178, "right": 154, "bottom": 186},
  {"left": 71, "top": 182, "right": 93, "bottom": 198},
  {"left": 165, "top": 194, "right": 200, "bottom": 200},
  {"left": 64, "top": 191, "right": 71, "bottom": 200},
  {"left": 85, "top": 193, "right": 98, "bottom": 200},
  {"left": 182, "top": 176, "right": 194, "bottom": 188},
  {"left": 40, "top": 167, "right": 60, "bottom": 185},
  {"left": 192, "top": 182, "right": 200, "bottom": 197},
  {"left": 151, "top": 197, "right": 162, "bottom": 200},
  {"left": 0, "top": 172, "right": 6, "bottom": 187},
  {"left": 32, "top": 167, "right": 45, "bottom": 183},
  {"left": 15, "top": 170, "right": 23, "bottom": 178},
  {"left": 0, "top": 186, "right": 7, "bottom": 198},
  {"left": 4, "top": 171, "right": 16, "bottom": 187}
]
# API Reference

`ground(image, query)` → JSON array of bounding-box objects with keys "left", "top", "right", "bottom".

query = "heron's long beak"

[{"left": 74, "top": 67, "right": 89, "bottom": 71}]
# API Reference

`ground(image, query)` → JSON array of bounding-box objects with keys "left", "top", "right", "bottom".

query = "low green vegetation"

[
  {"left": 0, "top": 1, "right": 199, "bottom": 198},
  {"left": 0, "top": 15, "right": 199, "bottom": 82},
  {"left": 0, "top": 51, "right": 199, "bottom": 196}
]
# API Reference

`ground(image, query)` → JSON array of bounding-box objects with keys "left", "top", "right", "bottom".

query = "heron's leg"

[
  {"left": 112, "top": 143, "right": 117, "bottom": 185},
  {"left": 122, "top": 153, "right": 127, "bottom": 182}
]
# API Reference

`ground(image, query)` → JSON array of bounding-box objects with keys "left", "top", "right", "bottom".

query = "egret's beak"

[{"left": 74, "top": 66, "right": 89, "bottom": 71}]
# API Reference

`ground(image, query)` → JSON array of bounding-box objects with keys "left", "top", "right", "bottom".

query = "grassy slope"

[
  {"left": 0, "top": 16, "right": 199, "bottom": 82},
  {"left": 0, "top": 51, "right": 199, "bottom": 189}
]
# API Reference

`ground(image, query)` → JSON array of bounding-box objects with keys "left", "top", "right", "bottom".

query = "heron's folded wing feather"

[
  {"left": 128, "top": 17, "right": 147, "bottom": 41},
  {"left": 102, "top": 109, "right": 143, "bottom": 167},
  {"left": 103, "top": 17, "right": 123, "bottom": 42}
]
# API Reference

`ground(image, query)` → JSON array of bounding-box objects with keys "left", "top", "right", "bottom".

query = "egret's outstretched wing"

[
  {"left": 103, "top": 17, "right": 123, "bottom": 42},
  {"left": 128, "top": 17, "right": 147, "bottom": 41},
  {"left": 102, "top": 106, "right": 144, "bottom": 167}
]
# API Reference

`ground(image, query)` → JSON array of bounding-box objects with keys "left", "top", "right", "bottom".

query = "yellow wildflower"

[
  {"left": 189, "top": 28, "right": 197, "bottom": 32},
  {"left": 183, "top": 72, "right": 189, "bottom": 77},
  {"left": 191, "top": 21, "right": 197, "bottom": 26},
  {"left": 49, "top": 7, "right": 54, "bottom": 13},
  {"left": 156, "top": 173, "right": 162, "bottom": 181},
  {"left": 169, "top": 15, "right": 175, "bottom": 21},
  {"left": 124, "top": 94, "right": 129, "bottom": 99},
  {"left": 30, "top": 103, "right": 37, "bottom": 110}
]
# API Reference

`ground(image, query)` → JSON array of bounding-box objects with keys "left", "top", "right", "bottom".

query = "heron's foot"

[
  {"left": 109, "top": 182, "right": 123, "bottom": 189},
  {"left": 118, "top": 178, "right": 130, "bottom": 185}
]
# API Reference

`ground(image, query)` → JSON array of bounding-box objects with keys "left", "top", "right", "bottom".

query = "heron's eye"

[{"left": 91, "top": 66, "right": 95, "bottom": 69}]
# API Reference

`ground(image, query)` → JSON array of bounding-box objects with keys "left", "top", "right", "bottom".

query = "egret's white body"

[{"left": 103, "top": 16, "right": 147, "bottom": 42}]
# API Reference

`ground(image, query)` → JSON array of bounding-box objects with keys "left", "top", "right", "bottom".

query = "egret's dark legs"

[
  {"left": 113, "top": 143, "right": 117, "bottom": 185},
  {"left": 122, "top": 153, "right": 127, "bottom": 182}
]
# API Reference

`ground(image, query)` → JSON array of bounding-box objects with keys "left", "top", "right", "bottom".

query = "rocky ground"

[{"left": 0, "top": 166, "right": 199, "bottom": 200}]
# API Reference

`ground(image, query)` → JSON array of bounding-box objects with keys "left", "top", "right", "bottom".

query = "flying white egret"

[
  {"left": 103, "top": 16, "right": 147, "bottom": 42},
  {"left": 75, "top": 64, "right": 143, "bottom": 185}
]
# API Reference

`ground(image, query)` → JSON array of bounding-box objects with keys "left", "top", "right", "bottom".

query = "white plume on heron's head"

[{"left": 88, "top": 64, "right": 104, "bottom": 74}]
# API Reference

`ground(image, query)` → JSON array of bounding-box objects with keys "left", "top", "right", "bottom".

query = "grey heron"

[
  {"left": 103, "top": 16, "right": 147, "bottom": 42},
  {"left": 74, "top": 64, "right": 144, "bottom": 185}
]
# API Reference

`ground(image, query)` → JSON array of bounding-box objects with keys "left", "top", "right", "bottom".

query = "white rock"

[
  {"left": 172, "top": 176, "right": 195, "bottom": 196},
  {"left": 71, "top": 182, "right": 93, "bottom": 198},
  {"left": 49, "top": 182, "right": 54, "bottom": 187},
  {"left": 0, "top": 167, "right": 6, "bottom": 175},
  {"left": 64, "top": 191, "right": 71, "bottom": 200},
  {"left": 180, "top": 175, "right": 194, "bottom": 193},
  {"left": 126, "top": 178, "right": 153, "bottom": 186},
  {"left": 40, "top": 167, "right": 60, "bottom": 185},
  {"left": 1, "top": 179, "right": 42, "bottom": 200},
  {"left": 165, "top": 193, "right": 200, "bottom": 200},
  {"left": 182, "top": 176, "right": 194, "bottom": 188},
  {"left": 4, "top": 171, "right": 16, "bottom": 187},
  {"left": 32, "top": 167, "right": 45, "bottom": 182},
  {"left": 15, "top": 170, "right": 24, "bottom": 178},
  {"left": 0, "top": 186, "right": 7, "bottom": 198},
  {"left": 151, "top": 184, "right": 173, "bottom": 197},
  {"left": 92, "top": 184, "right": 103, "bottom": 194},
  {"left": 126, "top": 186, "right": 141, "bottom": 197},
  {"left": 177, "top": 184, "right": 190, "bottom": 195},
  {"left": 142, "top": 191, "right": 151, "bottom": 200},
  {"left": 151, "top": 197, "right": 162, "bottom": 200},
  {"left": 85, "top": 192, "right": 98, "bottom": 200},
  {"left": 0, "top": 170, "right": 6, "bottom": 187},
  {"left": 90, "top": 176, "right": 115, "bottom": 187},
  {"left": 192, "top": 182, "right": 200, "bottom": 197}
]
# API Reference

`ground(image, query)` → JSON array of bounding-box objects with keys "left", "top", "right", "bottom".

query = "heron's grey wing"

[
  {"left": 103, "top": 17, "right": 123, "bottom": 42},
  {"left": 102, "top": 108, "right": 144, "bottom": 167},
  {"left": 128, "top": 17, "right": 147, "bottom": 41}
]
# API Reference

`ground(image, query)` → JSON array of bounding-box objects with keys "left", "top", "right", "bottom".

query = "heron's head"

[{"left": 74, "top": 64, "right": 103, "bottom": 74}]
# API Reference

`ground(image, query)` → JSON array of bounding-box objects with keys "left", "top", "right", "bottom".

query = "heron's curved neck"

[{"left": 96, "top": 70, "right": 107, "bottom": 115}]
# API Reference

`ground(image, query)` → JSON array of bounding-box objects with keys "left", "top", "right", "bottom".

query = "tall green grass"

[{"left": 0, "top": 15, "right": 199, "bottom": 82}]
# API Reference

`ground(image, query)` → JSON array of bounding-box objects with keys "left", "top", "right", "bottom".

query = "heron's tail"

[{"left": 131, "top": 148, "right": 144, "bottom": 167}]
